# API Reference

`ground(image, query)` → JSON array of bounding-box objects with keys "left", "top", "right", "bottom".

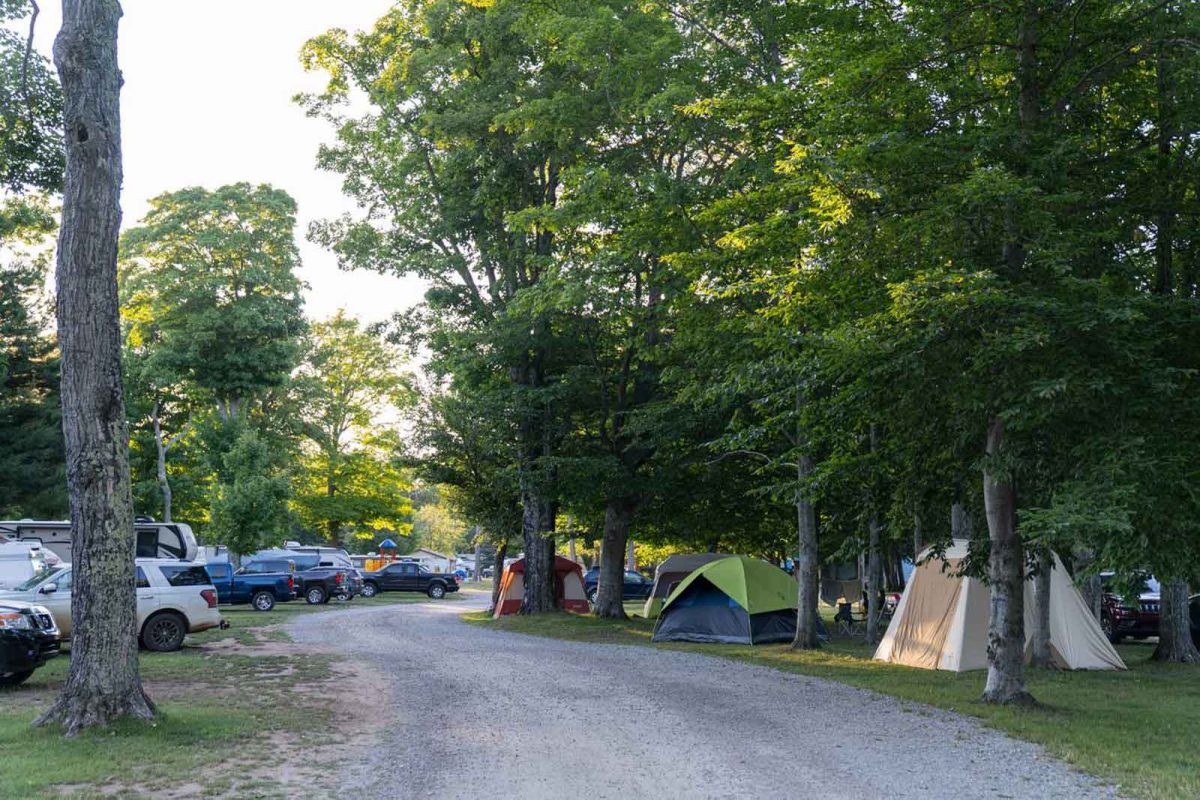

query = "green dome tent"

[{"left": 651, "top": 556, "right": 802, "bottom": 645}]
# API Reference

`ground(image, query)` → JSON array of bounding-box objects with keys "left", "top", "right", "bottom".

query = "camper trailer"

[{"left": 0, "top": 519, "right": 198, "bottom": 563}]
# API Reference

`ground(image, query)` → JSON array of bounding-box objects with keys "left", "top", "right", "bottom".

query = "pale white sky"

[{"left": 25, "top": 0, "right": 423, "bottom": 325}]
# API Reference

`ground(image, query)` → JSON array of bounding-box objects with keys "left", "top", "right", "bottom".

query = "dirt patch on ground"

[{"left": 72, "top": 632, "right": 394, "bottom": 799}]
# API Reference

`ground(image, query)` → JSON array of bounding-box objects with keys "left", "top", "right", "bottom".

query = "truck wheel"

[
  {"left": 427, "top": 583, "right": 446, "bottom": 600},
  {"left": 306, "top": 586, "right": 327, "bottom": 605},
  {"left": 361, "top": 582, "right": 378, "bottom": 598},
  {"left": 251, "top": 591, "right": 276, "bottom": 612},
  {"left": 588, "top": 589, "right": 599, "bottom": 605},
  {"left": 0, "top": 670, "right": 33, "bottom": 686},
  {"left": 142, "top": 612, "right": 187, "bottom": 652}
]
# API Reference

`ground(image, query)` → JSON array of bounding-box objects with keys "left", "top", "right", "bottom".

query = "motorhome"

[{"left": 0, "top": 519, "right": 198, "bottom": 562}]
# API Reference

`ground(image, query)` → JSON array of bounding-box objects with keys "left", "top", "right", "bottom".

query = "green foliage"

[
  {"left": 0, "top": 2, "right": 63, "bottom": 194},
  {"left": 0, "top": 199, "right": 63, "bottom": 517},
  {"left": 289, "top": 312, "right": 414, "bottom": 545},
  {"left": 208, "top": 426, "right": 290, "bottom": 556},
  {"left": 120, "top": 183, "right": 306, "bottom": 415}
]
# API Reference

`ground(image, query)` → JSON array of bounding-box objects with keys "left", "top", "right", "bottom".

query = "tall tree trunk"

[
  {"left": 625, "top": 538, "right": 636, "bottom": 571},
  {"left": 792, "top": 454, "right": 820, "bottom": 650},
  {"left": 567, "top": 536, "right": 576, "bottom": 564},
  {"left": 912, "top": 513, "right": 922, "bottom": 559},
  {"left": 1073, "top": 549, "right": 1102, "bottom": 621},
  {"left": 151, "top": 402, "right": 172, "bottom": 523},
  {"left": 519, "top": 491, "right": 557, "bottom": 613},
  {"left": 473, "top": 540, "right": 482, "bottom": 583},
  {"left": 595, "top": 497, "right": 637, "bottom": 619},
  {"left": 981, "top": 418, "right": 1033, "bottom": 705},
  {"left": 951, "top": 501, "right": 972, "bottom": 540},
  {"left": 865, "top": 511, "right": 883, "bottom": 645},
  {"left": 864, "top": 425, "right": 883, "bottom": 645},
  {"left": 1152, "top": 579, "right": 1200, "bottom": 663},
  {"left": 36, "top": 0, "right": 155, "bottom": 734},
  {"left": 489, "top": 540, "right": 508, "bottom": 613},
  {"left": 1029, "top": 548, "right": 1055, "bottom": 669}
]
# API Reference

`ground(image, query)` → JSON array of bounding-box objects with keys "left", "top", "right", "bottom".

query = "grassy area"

[
  {"left": 463, "top": 609, "right": 1200, "bottom": 800},
  {"left": 0, "top": 592, "right": 433, "bottom": 798}
]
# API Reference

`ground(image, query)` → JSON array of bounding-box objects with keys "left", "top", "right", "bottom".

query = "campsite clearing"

[{"left": 465, "top": 609, "right": 1200, "bottom": 800}]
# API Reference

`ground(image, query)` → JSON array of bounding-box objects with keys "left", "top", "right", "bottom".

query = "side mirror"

[{"left": 39, "top": 583, "right": 57, "bottom": 595}]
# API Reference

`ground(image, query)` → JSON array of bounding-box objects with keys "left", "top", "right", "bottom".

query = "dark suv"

[
  {"left": 0, "top": 600, "right": 60, "bottom": 686},
  {"left": 582, "top": 567, "right": 653, "bottom": 605},
  {"left": 1100, "top": 573, "right": 1160, "bottom": 644}
]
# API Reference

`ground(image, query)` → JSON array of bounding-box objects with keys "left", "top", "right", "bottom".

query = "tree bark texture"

[
  {"left": 865, "top": 511, "right": 883, "bottom": 646},
  {"left": 1029, "top": 549, "right": 1055, "bottom": 669},
  {"left": 595, "top": 497, "right": 637, "bottom": 619},
  {"left": 1152, "top": 579, "right": 1200, "bottom": 664},
  {"left": 519, "top": 492, "right": 557, "bottom": 614},
  {"left": 36, "top": 0, "right": 156, "bottom": 734},
  {"left": 864, "top": 425, "right": 883, "bottom": 645},
  {"left": 792, "top": 454, "right": 820, "bottom": 650},
  {"left": 981, "top": 418, "right": 1034, "bottom": 705},
  {"left": 950, "top": 501, "right": 972, "bottom": 540},
  {"left": 151, "top": 402, "right": 172, "bottom": 523},
  {"left": 489, "top": 540, "right": 508, "bottom": 613}
]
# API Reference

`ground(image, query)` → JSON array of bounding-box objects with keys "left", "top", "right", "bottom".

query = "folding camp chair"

[{"left": 834, "top": 602, "right": 866, "bottom": 636}]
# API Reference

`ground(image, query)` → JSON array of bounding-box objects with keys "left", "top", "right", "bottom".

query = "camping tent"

[
  {"left": 874, "top": 540, "right": 1125, "bottom": 671},
  {"left": 642, "top": 553, "right": 731, "bottom": 618},
  {"left": 652, "top": 556, "right": 802, "bottom": 645},
  {"left": 494, "top": 556, "right": 590, "bottom": 617}
]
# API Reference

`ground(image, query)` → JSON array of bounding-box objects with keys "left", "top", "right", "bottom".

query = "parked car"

[
  {"left": 360, "top": 562, "right": 460, "bottom": 599},
  {"left": 1100, "top": 572, "right": 1160, "bottom": 644},
  {"left": 583, "top": 567, "right": 654, "bottom": 604},
  {"left": 0, "top": 599, "right": 60, "bottom": 686},
  {"left": 0, "top": 560, "right": 224, "bottom": 652},
  {"left": 203, "top": 561, "right": 296, "bottom": 611},
  {"left": 244, "top": 552, "right": 359, "bottom": 605}
]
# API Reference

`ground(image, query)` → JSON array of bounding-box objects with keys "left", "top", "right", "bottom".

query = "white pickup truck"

[{"left": 0, "top": 558, "right": 224, "bottom": 651}]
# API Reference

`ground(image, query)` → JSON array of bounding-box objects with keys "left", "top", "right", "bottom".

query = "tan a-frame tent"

[{"left": 874, "top": 540, "right": 1125, "bottom": 671}]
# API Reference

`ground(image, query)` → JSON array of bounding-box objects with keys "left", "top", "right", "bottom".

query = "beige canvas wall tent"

[{"left": 874, "top": 540, "right": 1125, "bottom": 671}]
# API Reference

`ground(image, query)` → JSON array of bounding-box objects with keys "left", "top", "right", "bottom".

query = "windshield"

[{"left": 12, "top": 566, "right": 65, "bottom": 592}]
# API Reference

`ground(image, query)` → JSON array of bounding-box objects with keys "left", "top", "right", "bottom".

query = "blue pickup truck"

[{"left": 203, "top": 562, "right": 296, "bottom": 611}]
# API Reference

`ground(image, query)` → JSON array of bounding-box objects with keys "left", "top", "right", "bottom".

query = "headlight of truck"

[{"left": 0, "top": 612, "right": 33, "bottom": 630}]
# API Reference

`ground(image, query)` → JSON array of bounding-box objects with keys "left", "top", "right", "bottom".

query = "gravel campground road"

[{"left": 291, "top": 594, "right": 1118, "bottom": 800}]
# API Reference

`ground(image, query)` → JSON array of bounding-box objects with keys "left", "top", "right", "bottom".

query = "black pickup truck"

[
  {"left": 0, "top": 599, "right": 60, "bottom": 686},
  {"left": 360, "top": 561, "right": 459, "bottom": 599}
]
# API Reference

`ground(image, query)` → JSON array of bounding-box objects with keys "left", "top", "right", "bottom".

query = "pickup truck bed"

[{"left": 203, "top": 563, "right": 296, "bottom": 611}]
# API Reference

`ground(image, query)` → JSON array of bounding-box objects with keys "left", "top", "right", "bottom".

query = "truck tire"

[
  {"left": 141, "top": 612, "right": 187, "bottom": 652},
  {"left": 306, "top": 586, "right": 327, "bottom": 605},
  {"left": 0, "top": 670, "right": 34, "bottom": 686},
  {"left": 361, "top": 582, "right": 378, "bottom": 598},
  {"left": 251, "top": 591, "right": 276, "bottom": 612},
  {"left": 427, "top": 583, "right": 446, "bottom": 600}
]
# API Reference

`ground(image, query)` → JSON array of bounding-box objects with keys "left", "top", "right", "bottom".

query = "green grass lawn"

[
  {"left": 463, "top": 609, "right": 1199, "bottom": 800},
  {"left": 0, "top": 592, "right": 433, "bottom": 798}
]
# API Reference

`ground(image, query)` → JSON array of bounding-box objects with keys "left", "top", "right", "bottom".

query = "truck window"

[
  {"left": 160, "top": 565, "right": 212, "bottom": 587},
  {"left": 136, "top": 567, "right": 150, "bottom": 589}
]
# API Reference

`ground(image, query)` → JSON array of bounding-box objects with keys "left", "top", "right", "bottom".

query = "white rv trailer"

[{"left": 0, "top": 518, "right": 199, "bottom": 562}]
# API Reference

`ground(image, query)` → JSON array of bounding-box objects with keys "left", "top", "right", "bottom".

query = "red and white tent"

[{"left": 494, "top": 555, "right": 590, "bottom": 617}]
